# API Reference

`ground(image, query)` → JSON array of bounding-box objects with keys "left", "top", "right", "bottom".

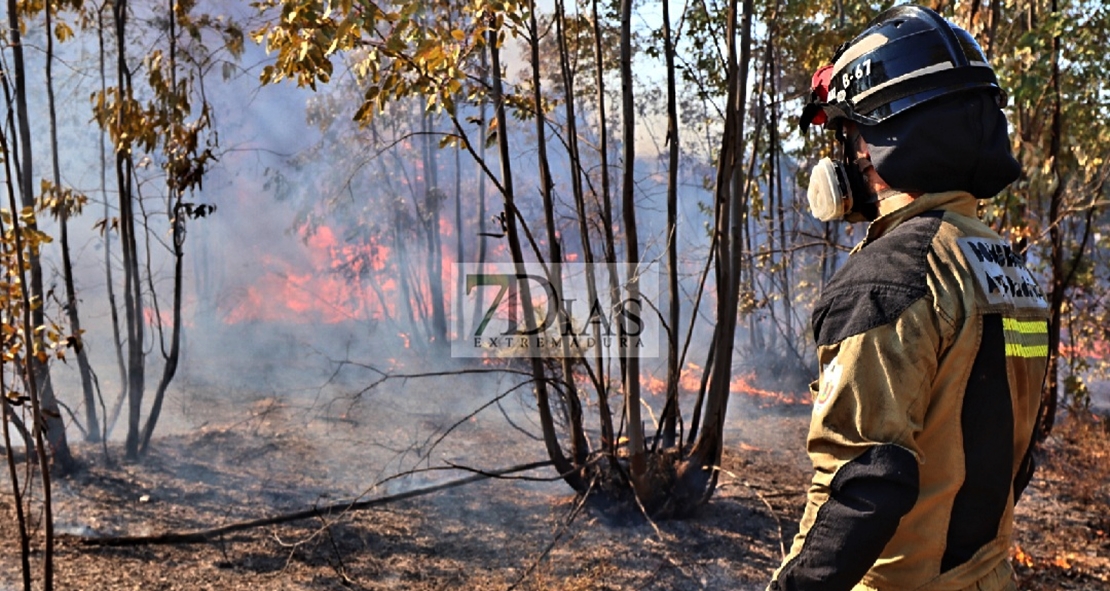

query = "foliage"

[
  {"left": 251, "top": 0, "right": 527, "bottom": 122},
  {"left": 0, "top": 209, "right": 70, "bottom": 370},
  {"left": 970, "top": 0, "right": 1110, "bottom": 414}
]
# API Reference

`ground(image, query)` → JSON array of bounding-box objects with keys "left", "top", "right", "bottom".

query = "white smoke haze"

[{"left": 7, "top": 0, "right": 823, "bottom": 534}]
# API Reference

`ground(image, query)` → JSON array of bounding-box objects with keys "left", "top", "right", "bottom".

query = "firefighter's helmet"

[{"left": 800, "top": 4, "right": 1002, "bottom": 131}]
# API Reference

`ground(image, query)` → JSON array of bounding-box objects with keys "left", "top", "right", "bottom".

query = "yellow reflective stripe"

[
  {"left": 1002, "top": 317, "right": 1048, "bottom": 358},
  {"left": 1002, "top": 317, "right": 1048, "bottom": 335},
  {"left": 1005, "top": 343, "right": 1049, "bottom": 358}
]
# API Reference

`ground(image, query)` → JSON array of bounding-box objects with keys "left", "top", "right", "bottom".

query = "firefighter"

[{"left": 767, "top": 5, "right": 1049, "bottom": 591}]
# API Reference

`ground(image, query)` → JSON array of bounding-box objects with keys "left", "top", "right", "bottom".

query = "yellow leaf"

[
  {"left": 451, "top": 29, "right": 465, "bottom": 41},
  {"left": 54, "top": 21, "right": 73, "bottom": 42}
]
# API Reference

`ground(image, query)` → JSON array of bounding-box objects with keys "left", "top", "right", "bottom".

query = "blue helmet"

[{"left": 801, "top": 4, "right": 1004, "bottom": 131}]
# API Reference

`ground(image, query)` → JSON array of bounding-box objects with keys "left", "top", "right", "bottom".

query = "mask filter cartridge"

[{"left": 807, "top": 157, "right": 853, "bottom": 222}]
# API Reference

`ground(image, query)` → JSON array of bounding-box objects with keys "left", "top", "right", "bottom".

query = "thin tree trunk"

[
  {"left": 660, "top": 0, "right": 681, "bottom": 449},
  {"left": 592, "top": 0, "right": 622, "bottom": 456},
  {"left": 454, "top": 146, "right": 464, "bottom": 339},
  {"left": 528, "top": 0, "right": 588, "bottom": 466},
  {"left": 489, "top": 22, "right": 584, "bottom": 491},
  {"left": 138, "top": 212, "right": 183, "bottom": 454},
  {"left": 4, "top": 106, "right": 56, "bottom": 591},
  {"left": 769, "top": 28, "right": 794, "bottom": 359},
  {"left": 471, "top": 46, "right": 490, "bottom": 327},
  {"left": 7, "top": 0, "right": 74, "bottom": 475},
  {"left": 556, "top": 0, "right": 614, "bottom": 451},
  {"left": 422, "top": 112, "right": 449, "bottom": 345},
  {"left": 115, "top": 0, "right": 147, "bottom": 462},
  {"left": 140, "top": 0, "right": 184, "bottom": 455},
  {"left": 47, "top": 1, "right": 102, "bottom": 444},
  {"left": 100, "top": 2, "right": 128, "bottom": 443},
  {"left": 0, "top": 122, "right": 33, "bottom": 591},
  {"left": 1041, "top": 0, "right": 1062, "bottom": 437},
  {"left": 617, "top": 0, "right": 648, "bottom": 486},
  {"left": 686, "top": 0, "right": 752, "bottom": 501}
]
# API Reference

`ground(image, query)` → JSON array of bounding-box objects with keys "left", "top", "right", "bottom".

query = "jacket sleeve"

[{"left": 769, "top": 297, "right": 939, "bottom": 591}]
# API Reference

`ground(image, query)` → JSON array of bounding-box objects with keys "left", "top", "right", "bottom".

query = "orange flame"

[
  {"left": 679, "top": 362, "right": 704, "bottom": 392},
  {"left": 729, "top": 372, "right": 806, "bottom": 407},
  {"left": 221, "top": 224, "right": 403, "bottom": 325},
  {"left": 672, "top": 363, "right": 805, "bottom": 408},
  {"left": 641, "top": 374, "right": 667, "bottom": 396},
  {"left": 1011, "top": 544, "right": 1035, "bottom": 568}
]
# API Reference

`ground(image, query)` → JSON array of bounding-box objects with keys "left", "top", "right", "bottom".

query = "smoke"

[{"left": 0, "top": 2, "right": 834, "bottom": 536}]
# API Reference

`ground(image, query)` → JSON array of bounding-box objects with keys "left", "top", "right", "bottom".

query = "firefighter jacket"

[{"left": 769, "top": 191, "right": 1049, "bottom": 591}]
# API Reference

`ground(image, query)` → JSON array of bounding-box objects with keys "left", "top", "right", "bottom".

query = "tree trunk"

[
  {"left": 421, "top": 111, "right": 449, "bottom": 345},
  {"left": 684, "top": 0, "right": 752, "bottom": 503},
  {"left": 489, "top": 22, "right": 584, "bottom": 491},
  {"left": 471, "top": 45, "right": 489, "bottom": 326},
  {"left": 660, "top": 0, "right": 681, "bottom": 449},
  {"left": 140, "top": 1, "right": 184, "bottom": 455},
  {"left": 114, "top": 0, "right": 147, "bottom": 462},
  {"left": 556, "top": 0, "right": 614, "bottom": 450},
  {"left": 47, "top": 2, "right": 101, "bottom": 444},
  {"left": 592, "top": 0, "right": 622, "bottom": 457},
  {"left": 0, "top": 120, "right": 34, "bottom": 591},
  {"left": 454, "top": 146, "right": 464, "bottom": 339},
  {"left": 139, "top": 206, "right": 184, "bottom": 455},
  {"left": 1040, "top": 0, "right": 1062, "bottom": 437},
  {"left": 7, "top": 0, "right": 74, "bottom": 475},
  {"left": 528, "top": 0, "right": 588, "bottom": 466},
  {"left": 97, "top": 5, "right": 128, "bottom": 443},
  {"left": 617, "top": 0, "right": 648, "bottom": 489},
  {"left": 2, "top": 94, "right": 56, "bottom": 591}
]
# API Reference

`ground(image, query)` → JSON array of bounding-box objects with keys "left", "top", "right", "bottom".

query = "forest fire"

[{"left": 221, "top": 224, "right": 401, "bottom": 325}]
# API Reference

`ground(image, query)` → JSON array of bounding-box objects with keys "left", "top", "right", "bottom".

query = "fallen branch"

[{"left": 63, "top": 459, "right": 554, "bottom": 547}]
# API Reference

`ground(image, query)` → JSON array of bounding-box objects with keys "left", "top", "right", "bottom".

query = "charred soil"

[{"left": 1, "top": 405, "right": 1107, "bottom": 590}]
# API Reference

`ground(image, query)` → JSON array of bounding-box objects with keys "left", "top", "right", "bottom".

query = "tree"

[
  {"left": 92, "top": 0, "right": 239, "bottom": 460},
  {"left": 960, "top": 0, "right": 1110, "bottom": 435},
  {"left": 3, "top": 0, "right": 77, "bottom": 475}
]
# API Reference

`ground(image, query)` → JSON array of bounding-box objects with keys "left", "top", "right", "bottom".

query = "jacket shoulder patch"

[
  {"left": 813, "top": 212, "right": 944, "bottom": 347},
  {"left": 956, "top": 237, "right": 1048, "bottom": 311}
]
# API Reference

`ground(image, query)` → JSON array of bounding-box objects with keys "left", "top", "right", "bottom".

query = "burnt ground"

[{"left": 0, "top": 391, "right": 1108, "bottom": 590}]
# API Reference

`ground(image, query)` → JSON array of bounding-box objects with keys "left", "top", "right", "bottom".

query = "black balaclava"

[{"left": 857, "top": 91, "right": 1021, "bottom": 199}]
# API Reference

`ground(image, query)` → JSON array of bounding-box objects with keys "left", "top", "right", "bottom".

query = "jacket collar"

[{"left": 855, "top": 191, "right": 978, "bottom": 251}]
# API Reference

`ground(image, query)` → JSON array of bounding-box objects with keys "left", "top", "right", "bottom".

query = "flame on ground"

[
  {"left": 1011, "top": 544, "right": 1035, "bottom": 568},
  {"left": 636, "top": 363, "right": 805, "bottom": 408}
]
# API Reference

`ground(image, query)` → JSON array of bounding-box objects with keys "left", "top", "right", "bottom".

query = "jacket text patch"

[{"left": 957, "top": 238, "right": 1048, "bottom": 310}]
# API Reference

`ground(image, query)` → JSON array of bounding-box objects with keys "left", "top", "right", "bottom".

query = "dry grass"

[
  {"left": 0, "top": 400, "right": 1106, "bottom": 590},
  {"left": 1011, "top": 411, "right": 1110, "bottom": 590}
]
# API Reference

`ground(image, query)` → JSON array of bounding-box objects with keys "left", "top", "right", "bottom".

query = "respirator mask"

[{"left": 806, "top": 128, "right": 877, "bottom": 223}]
